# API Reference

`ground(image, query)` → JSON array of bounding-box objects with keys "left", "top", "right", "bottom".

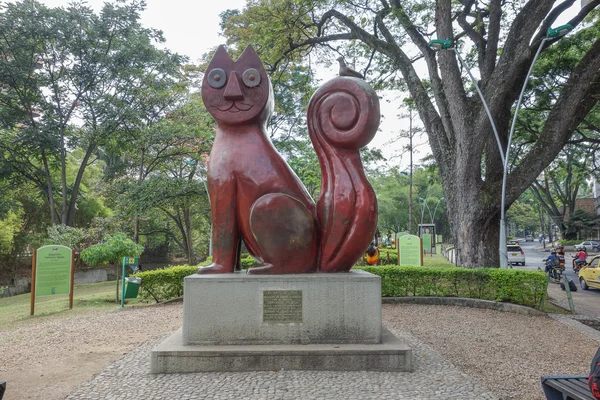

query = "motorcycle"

[
  {"left": 544, "top": 257, "right": 565, "bottom": 280},
  {"left": 573, "top": 258, "right": 588, "bottom": 274}
]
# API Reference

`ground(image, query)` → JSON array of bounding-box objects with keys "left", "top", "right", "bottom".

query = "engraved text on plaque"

[{"left": 262, "top": 290, "right": 303, "bottom": 323}]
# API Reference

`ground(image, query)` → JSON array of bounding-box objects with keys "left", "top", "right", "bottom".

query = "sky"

[{"left": 38, "top": 0, "right": 585, "bottom": 171}]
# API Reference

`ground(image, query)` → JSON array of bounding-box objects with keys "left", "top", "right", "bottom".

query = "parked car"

[
  {"left": 573, "top": 241, "right": 600, "bottom": 252},
  {"left": 507, "top": 244, "right": 525, "bottom": 266},
  {"left": 525, "top": 235, "right": 534, "bottom": 242},
  {"left": 578, "top": 255, "right": 600, "bottom": 290}
]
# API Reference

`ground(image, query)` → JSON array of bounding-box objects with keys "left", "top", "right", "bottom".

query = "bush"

[
  {"left": 356, "top": 265, "right": 547, "bottom": 309},
  {"left": 558, "top": 239, "right": 582, "bottom": 246},
  {"left": 133, "top": 255, "right": 261, "bottom": 302},
  {"left": 134, "top": 265, "right": 197, "bottom": 302},
  {"left": 203, "top": 254, "right": 260, "bottom": 269}
]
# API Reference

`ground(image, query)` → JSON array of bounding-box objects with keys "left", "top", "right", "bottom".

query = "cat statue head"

[{"left": 202, "top": 45, "right": 274, "bottom": 127}]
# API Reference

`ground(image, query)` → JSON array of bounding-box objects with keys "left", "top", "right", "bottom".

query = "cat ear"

[
  {"left": 206, "top": 45, "right": 234, "bottom": 70},
  {"left": 236, "top": 46, "right": 264, "bottom": 69}
]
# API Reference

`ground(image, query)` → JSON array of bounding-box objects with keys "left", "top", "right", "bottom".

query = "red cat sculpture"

[{"left": 198, "top": 45, "right": 379, "bottom": 274}]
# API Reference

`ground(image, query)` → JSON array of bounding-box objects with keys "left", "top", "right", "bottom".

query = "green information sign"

[
  {"left": 422, "top": 234, "right": 432, "bottom": 254},
  {"left": 398, "top": 235, "right": 423, "bottom": 266},
  {"left": 437, "top": 234, "right": 443, "bottom": 244},
  {"left": 36, "top": 245, "right": 73, "bottom": 296}
]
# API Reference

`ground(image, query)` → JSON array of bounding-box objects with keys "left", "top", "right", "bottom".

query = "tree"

[
  {"left": 530, "top": 145, "right": 593, "bottom": 239},
  {"left": 80, "top": 231, "right": 143, "bottom": 302},
  {"left": 219, "top": 0, "right": 600, "bottom": 267},
  {"left": 0, "top": 0, "right": 185, "bottom": 226},
  {"left": 109, "top": 95, "right": 214, "bottom": 263}
]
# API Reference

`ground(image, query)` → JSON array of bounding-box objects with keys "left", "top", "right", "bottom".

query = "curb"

[{"left": 382, "top": 296, "right": 546, "bottom": 316}]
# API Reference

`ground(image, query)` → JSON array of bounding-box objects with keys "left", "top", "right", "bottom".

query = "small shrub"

[{"left": 356, "top": 265, "right": 547, "bottom": 309}]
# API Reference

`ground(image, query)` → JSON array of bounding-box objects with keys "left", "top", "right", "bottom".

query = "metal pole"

[
  {"left": 30, "top": 249, "right": 37, "bottom": 316},
  {"left": 500, "top": 38, "right": 548, "bottom": 269},
  {"left": 432, "top": 198, "right": 444, "bottom": 223},
  {"left": 409, "top": 109, "right": 413, "bottom": 234}
]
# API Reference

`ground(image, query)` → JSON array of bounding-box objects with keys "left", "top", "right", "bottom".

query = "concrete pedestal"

[
  {"left": 183, "top": 270, "right": 382, "bottom": 345},
  {"left": 151, "top": 270, "right": 412, "bottom": 373}
]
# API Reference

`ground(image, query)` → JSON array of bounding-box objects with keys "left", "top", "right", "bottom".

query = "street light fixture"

[
  {"left": 432, "top": 197, "right": 445, "bottom": 223},
  {"left": 418, "top": 197, "right": 431, "bottom": 226},
  {"left": 428, "top": 23, "right": 573, "bottom": 268},
  {"left": 547, "top": 24, "right": 573, "bottom": 38}
]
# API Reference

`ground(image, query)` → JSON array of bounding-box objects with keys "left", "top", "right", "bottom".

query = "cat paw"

[
  {"left": 196, "top": 263, "right": 233, "bottom": 274},
  {"left": 246, "top": 263, "right": 275, "bottom": 274}
]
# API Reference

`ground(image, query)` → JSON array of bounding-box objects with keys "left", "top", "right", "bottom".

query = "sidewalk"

[{"left": 547, "top": 280, "right": 600, "bottom": 318}]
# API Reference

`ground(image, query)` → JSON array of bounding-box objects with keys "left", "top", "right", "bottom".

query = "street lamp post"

[
  {"left": 419, "top": 197, "right": 432, "bottom": 226},
  {"left": 431, "top": 197, "right": 445, "bottom": 223},
  {"left": 428, "top": 24, "right": 573, "bottom": 268}
]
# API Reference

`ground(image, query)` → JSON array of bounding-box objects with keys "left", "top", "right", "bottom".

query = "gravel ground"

[
  {"left": 2, "top": 302, "right": 600, "bottom": 399},
  {"left": 0, "top": 303, "right": 182, "bottom": 400},
  {"left": 383, "top": 304, "right": 600, "bottom": 400}
]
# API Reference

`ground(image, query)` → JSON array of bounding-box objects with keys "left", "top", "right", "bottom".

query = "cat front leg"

[{"left": 197, "top": 181, "right": 240, "bottom": 274}]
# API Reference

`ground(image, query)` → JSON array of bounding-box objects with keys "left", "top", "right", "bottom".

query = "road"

[{"left": 511, "top": 238, "right": 600, "bottom": 304}]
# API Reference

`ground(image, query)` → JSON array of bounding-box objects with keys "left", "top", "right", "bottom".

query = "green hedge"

[
  {"left": 134, "top": 261, "right": 547, "bottom": 309},
  {"left": 133, "top": 254, "right": 260, "bottom": 302},
  {"left": 558, "top": 239, "right": 581, "bottom": 246},
  {"left": 134, "top": 265, "right": 197, "bottom": 302},
  {"left": 356, "top": 265, "right": 547, "bottom": 309}
]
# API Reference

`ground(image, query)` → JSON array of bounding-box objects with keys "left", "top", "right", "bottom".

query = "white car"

[
  {"left": 507, "top": 244, "right": 525, "bottom": 266},
  {"left": 573, "top": 241, "right": 600, "bottom": 252}
]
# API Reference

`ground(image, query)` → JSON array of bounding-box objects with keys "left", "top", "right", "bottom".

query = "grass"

[
  {"left": 422, "top": 252, "right": 455, "bottom": 267},
  {"left": 0, "top": 280, "right": 150, "bottom": 331}
]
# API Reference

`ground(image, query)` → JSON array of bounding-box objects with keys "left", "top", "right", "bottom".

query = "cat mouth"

[{"left": 217, "top": 102, "right": 253, "bottom": 113}]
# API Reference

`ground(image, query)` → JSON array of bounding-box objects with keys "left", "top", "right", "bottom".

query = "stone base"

[
  {"left": 151, "top": 327, "right": 412, "bottom": 373},
  {"left": 183, "top": 270, "right": 382, "bottom": 345}
]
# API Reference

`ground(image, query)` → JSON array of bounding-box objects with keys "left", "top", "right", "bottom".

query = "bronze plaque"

[{"left": 262, "top": 290, "right": 303, "bottom": 323}]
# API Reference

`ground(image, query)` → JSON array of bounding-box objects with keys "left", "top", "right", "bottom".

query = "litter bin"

[{"left": 124, "top": 277, "right": 141, "bottom": 299}]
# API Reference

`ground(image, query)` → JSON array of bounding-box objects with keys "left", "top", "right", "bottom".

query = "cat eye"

[
  {"left": 207, "top": 68, "right": 227, "bottom": 88},
  {"left": 242, "top": 68, "right": 261, "bottom": 87}
]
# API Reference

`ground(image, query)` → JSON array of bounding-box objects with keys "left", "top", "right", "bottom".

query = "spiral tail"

[{"left": 307, "top": 77, "right": 380, "bottom": 272}]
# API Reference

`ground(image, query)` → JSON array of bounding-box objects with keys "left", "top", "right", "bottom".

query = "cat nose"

[{"left": 223, "top": 71, "right": 244, "bottom": 101}]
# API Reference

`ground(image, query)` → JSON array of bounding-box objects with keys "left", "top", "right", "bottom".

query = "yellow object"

[
  {"left": 578, "top": 255, "right": 600, "bottom": 290},
  {"left": 366, "top": 250, "right": 379, "bottom": 265}
]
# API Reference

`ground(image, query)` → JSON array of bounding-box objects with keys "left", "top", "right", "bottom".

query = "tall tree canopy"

[
  {"left": 0, "top": 0, "right": 186, "bottom": 226},
  {"left": 220, "top": 0, "right": 600, "bottom": 267}
]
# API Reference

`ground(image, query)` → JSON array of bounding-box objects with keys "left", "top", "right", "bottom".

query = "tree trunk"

[
  {"left": 183, "top": 207, "right": 195, "bottom": 264},
  {"left": 134, "top": 148, "right": 145, "bottom": 243},
  {"left": 65, "top": 142, "right": 96, "bottom": 226},
  {"left": 445, "top": 178, "right": 500, "bottom": 268},
  {"left": 41, "top": 150, "right": 57, "bottom": 226}
]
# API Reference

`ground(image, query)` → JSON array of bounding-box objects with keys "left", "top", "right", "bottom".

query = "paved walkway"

[
  {"left": 62, "top": 250, "right": 600, "bottom": 400},
  {"left": 67, "top": 326, "right": 496, "bottom": 400}
]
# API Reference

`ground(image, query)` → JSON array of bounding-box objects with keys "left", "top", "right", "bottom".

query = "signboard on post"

[
  {"left": 418, "top": 224, "right": 436, "bottom": 254},
  {"left": 398, "top": 235, "right": 423, "bottom": 266},
  {"left": 30, "top": 245, "right": 74, "bottom": 315}
]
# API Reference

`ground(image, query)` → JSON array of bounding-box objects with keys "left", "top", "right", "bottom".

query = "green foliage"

[
  {"left": 132, "top": 254, "right": 260, "bottom": 302},
  {"left": 134, "top": 265, "right": 197, "bottom": 302},
  {"left": 357, "top": 265, "right": 547, "bottom": 309},
  {"left": 0, "top": 209, "right": 23, "bottom": 254},
  {"left": 558, "top": 239, "right": 582, "bottom": 246},
  {"left": 45, "top": 225, "right": 87, "bottom": 250},
  {"left": 80, "top": 232, "right": 143, "bottom": 268}
]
